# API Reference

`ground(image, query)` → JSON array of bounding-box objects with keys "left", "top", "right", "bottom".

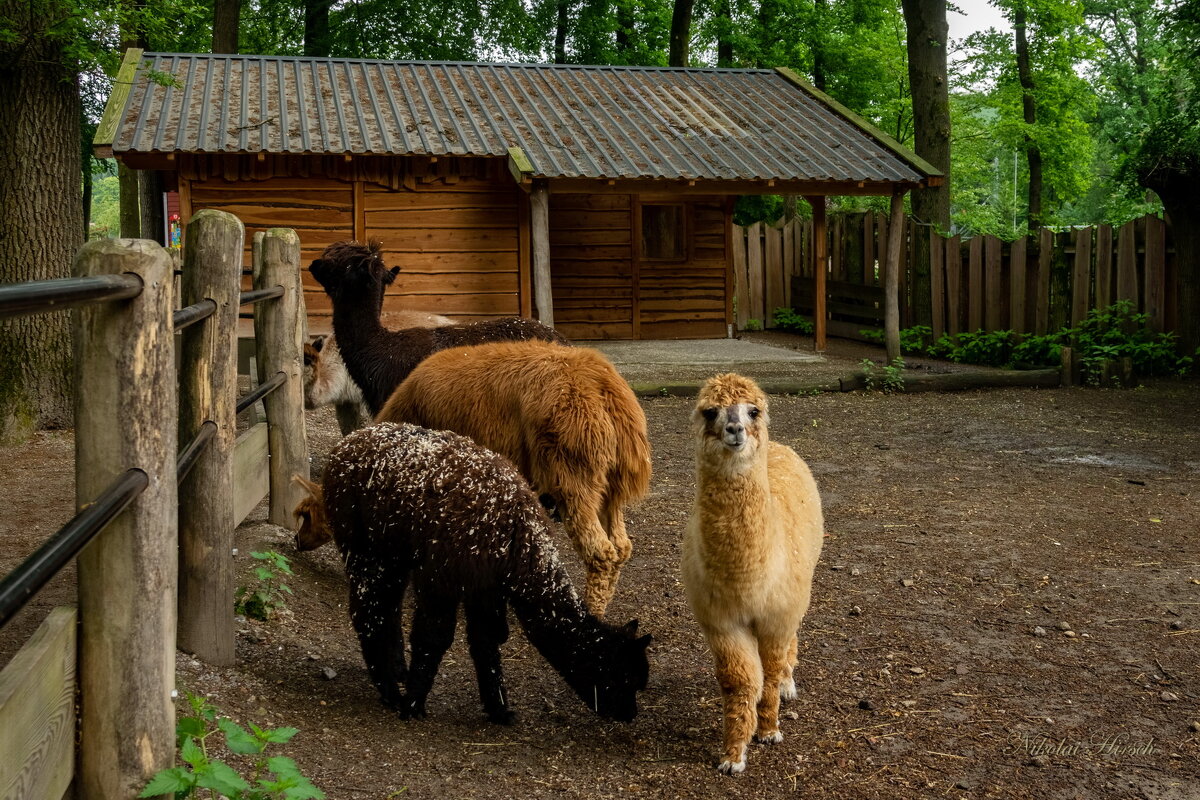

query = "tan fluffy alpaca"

[{"left": 682, "top": 373, "right": 824, "bottom": 774}]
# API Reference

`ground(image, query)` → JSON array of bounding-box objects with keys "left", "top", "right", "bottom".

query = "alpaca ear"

[
  {"left": 620, "top": 619, "right": 639, "bottom": 635},
  {"left": 312, "top": 335, "right": 325, "bottom": 353},
  {"left": 385, "top": 265, "right": 400, "bottom": 285},
  {"left": 637, "top": 634, "right": 652, "bottom": 648}
]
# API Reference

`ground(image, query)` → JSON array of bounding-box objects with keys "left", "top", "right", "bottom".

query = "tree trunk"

[
  {"left": 212, "top": 0, "right": 241, "bottom": 53},
  {"left": 1014, "top": 3, "right": 1043, "bottom": 229},
  {"left": 0, "top": 0, "right": 80, "bottom": 442},
  {"left": 139, "top": 170, "right": 164, "bottom": 246},
  {"left": 902, "top": 0, "right": 951, "bottom": 327},
  {"left": 812, "top": 0, "right": 828, "bottom": 91},
  {"left": 304, "top": 0, "right": 333, "bottom": 57},
  {"left": 615, "top": 0, "right": 634, "bottom": 61},
  {"left": 669, "top": 0, "right": 693, "bottom": 67},
  {"left": 118, "top": 163, "right": 141, "bottom": 236},
  {"left": 716, "top": 0, "right": 733, "bottom": 66},
  {"left": 555, "top": 0, "right": 569, "bottom": 63},
  {"left": 1148, "top": 179, "right": 1200, "bottom": 354}
]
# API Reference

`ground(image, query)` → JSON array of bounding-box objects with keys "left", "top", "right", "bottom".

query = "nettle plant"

[
  {"left": 235, "top": 551, "right": 294, "bottom": 621},
  {"left": 140, "top": 694, "right": 324, "bottom": 800}
]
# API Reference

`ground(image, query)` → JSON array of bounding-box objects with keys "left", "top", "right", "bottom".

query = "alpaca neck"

[
  {"left": 330, "top": 286, "right": 386, "bottom": 352},
  {"left": 693, "top": 449, "right": 772, "bottom": 561}
]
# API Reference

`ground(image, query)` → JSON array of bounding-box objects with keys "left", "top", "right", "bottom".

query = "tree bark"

[
  {"left": 615, "top": 0, "right": 634, "bottom": 61},
  {"left": 1014, "top": 2, "right": 1043, "bottom": 229},
  {"left": 139, "top": 170, "right": 164, "bottom": 245},
  {"left": 902, "top": 0, "right": 951, "bottom": 328},
  {"left": 716, "top": 0, "right": 733, "bottom": 67},
  {"left": 555, "top": 0, "right": 569, "bottom": 63},
  {"left": 812, "top": 0, "right": 828, "bottom": 91},
  {"left": 304, "top": 0, "right": 333, "bottom": 57},
  {"left": 0, "top": 0, "right": 80, "bottom": 442},
  {"left": 669, "top": 0, "right": 694, "bottom": 66},
  {"left": 212, "top": 0, "right": 242, "bottom": 53},
  {"left": 1147, "top": 179, "right": 1200, "bottom": 354}
]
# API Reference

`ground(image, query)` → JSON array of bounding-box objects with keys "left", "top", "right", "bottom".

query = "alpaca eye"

[
  {"left": 702, "top": 408, "right": 718, "bottom": 422},
  {"left": 748, "top": 408, "right": 760, "bottom": 419}
]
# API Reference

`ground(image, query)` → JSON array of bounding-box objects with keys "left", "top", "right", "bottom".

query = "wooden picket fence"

[{"left": 734, "top": 213, "right": 1177, "bottom": 341}]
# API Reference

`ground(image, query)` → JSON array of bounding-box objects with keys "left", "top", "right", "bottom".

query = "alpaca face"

[
  {"left": 563, "top": 622, "right": 651, "bottom": 721},
  {"left": 308, "top": 240, "right": 395, "bottom": 303},
  {"left": 292, "top": 477, "right": 332, "bottom": 550}
]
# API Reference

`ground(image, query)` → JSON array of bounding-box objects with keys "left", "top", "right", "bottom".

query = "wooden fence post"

[
  {"left": 1116, "top": 220, "right": 1138, "bottom": 305},
  {"left": 254, "top": 229, "right": 310, "bottom": 528},
  {"left": 1144, "top": 216, "right": 1166, "bottom": 330},
  {"left": 74, "top": 239, "right": 177, "bottom": 798},
  {"left": 178, "top": 210, "right": 243, "bottom": 666},
  {"left": 968, "top": 236, "right": 983, "bottom": 332},
  {"left": 984, "top": 235, "right": 1002, "bottom": 331},
  {"left": 946, "top": 235, "right": 961, "bottom": 336},
  {"left": 930, "top": 228, "right": 945, "bottom": 339},
  {"left": 1096, "top": 224, "right": 1114, "bottom": 310},
  {"left": 884, "top": 190, "right": 905, "bottom": 363},
  {"left": 1036, "top": 228, "right": 1052, "bottom": 335},
  {"left": 765, "top": 221, "right": 784, "bottom": 326},
  {"left": 530, "top": 180, "right": 554, "bottom": 327},
  {"left": 733, "top": 224, "right": 749, "bottom": 328},
  {"left": 808, "top": 198, "right": 828, "bottom": 351},
  {"left": 1072, "top": 228, "right": 1093, "bottom": 327},
  {"left": 747, "top": 222, "right": 764, "bottom": 323},
  {"left": 1010, "top": 236, "right": 1028, "bottom": 333}
]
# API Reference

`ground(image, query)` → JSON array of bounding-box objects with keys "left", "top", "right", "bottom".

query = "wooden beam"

[
  {"left": 631, "top": 194, "right": 642, "bottom": 339},
  {"left": 724, "top": 196, "right": 736, "bottom": 336},
  {"left": 233, "top": 423, "right": 270, "bottom": 525},
  {"left": 517, "top": 192, "right": 532, "bottom": 317},
  {"left": 884, "top": 189, "right": 905, "bottom": 363},
  {"left": 178, "top": 209, "right": 244, "bottom": 666},
  {"left": 507, "top": 146, "right": 534, "bottom": 188},
  {"left": 530, "top": 180, "right": 553, "bottom": 327},
  {"left": 0, "top": 607, "right": 76, "bottom": 800},
  {"left": 93, "top": 47, "right": 143, "bottom": 158},
  {"left": 74, "top": 238, "right": 177, "bottom": 798},
  {"left": 806, "top": 196, "right": 827, "bottom": 351},
  {"left": 548, "top": 177, "right": 919, "bottom": 197},
  {"left": 353, "top": 181, "right": 366, "bottom": 242}
]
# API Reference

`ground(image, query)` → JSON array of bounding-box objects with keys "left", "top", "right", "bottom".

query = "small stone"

[
  {"left": 848, "top": 605, "right": 862, "bottom": 617},
  {"left": 1064, "top": 631, "right": 1077, "bottom": 638},
  {"left": 954, "top": 664, "right": 969, "bottom": 675},
  {"left": 1027, "top": 755, "right": 1050, "bottom": 768},
  {"left": 901, "top": 700, "right": 917, "bottom": 708},
  {"left": 1170, "top": 620, "right": 1184, "bottom": 631},
  {"left": 858, "top": 698, "right": 875, "bottom": 710},
  {"left": 784, "top": 710, "right": 799, "bottom": 720},
  {"left": 1188, "top": 721, "right": 1200, "bottom": 733},
  {"left": 1033, "top": 626, "right": 1048, "bottom": 637},
  {"left": 851, "top": 568, "right": 861, "bottom": 577},
  {"left": 954, "top": 779, "right": 974, "bottom": 790},
  {"left": 1160, "top": 691, "right": 1179, "bottom": 703},
  {"left": 320, "top": 666, "right": 338, "bottom": 681},
  {"left": 909, "top": 667, "right": 926, "bottom": 675},
  {"left": 1055, "top": 621, "right": 1072, "bottom": 631},
  {"left": 830, "top": 565, "right": 845, "bottom": 571},
  {"left": 307, "top": 652, "right": 320, "bottom": 661},
  {"left": 901, "top": 579, "right": 915, "bottom": 588}
]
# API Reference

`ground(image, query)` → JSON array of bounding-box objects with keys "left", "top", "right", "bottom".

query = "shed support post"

[
  {"left": 178, "top": 209, "right": 243, "bottom": 665},
  {"left": 74, "top": 238, "right": 177, "bottom": 798},
  {"left": 530, "top": 180, "right": 554, "bottom": 327},
  {"left": 806, "top": 195, "right": 827, "bottom": 352},
  {"left": 254, "top": 228, "right": 310, "bottom": 528},
  {"left": 885, "top": 188, "right": 906, "bottom": 364}
]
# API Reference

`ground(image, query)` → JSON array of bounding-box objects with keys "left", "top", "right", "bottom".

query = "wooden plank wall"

[
  {"left": 364, "top": 178, "right": 521, "bottom": 321},
  {"left": 549, "top": 194, "right": 634, "bottom": 340},
  {"left": 738, "top": 212, "right": 1175, "bottom": 340},
  {"left": 639, "top": 197, "right": 727, "bottom": 339}
]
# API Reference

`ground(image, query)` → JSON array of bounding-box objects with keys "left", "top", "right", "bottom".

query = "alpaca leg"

[
  {"left": 601, "top": 502, "right": 633, "bottom": 566},
  {"left": 347, "top": 566, "right": 408, "bottom": 710},
  {"left": 708, "top": 630, "right": 761, "bottom": 774},
  {"left": 780, "top": 634, "right": 799, "bottom": 701},
  {"left": 465, "top": 594, "right": 515, "bottom": 725},
  {"left": 563, "top": 495, "right": 620, "bottom": 617},
  {"left": 334, "top": 401, "right": 365, "bottom": 435},
  {"left": 754, "top": 636, "right": 791, "bottom": 744},
  {"left": 399, "top": 586, "right": 459, "bottom": 720}
]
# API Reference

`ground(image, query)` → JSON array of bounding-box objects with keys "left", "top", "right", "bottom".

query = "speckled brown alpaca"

[
  {"left": 307, "top": 240, "right": 567, "bottom": 415},
  {"left": 376, "top": 339, "right": 652, "bottom": 617},
  {"left": 292, "top": 423, "right": 651, "bottom": 725},
  {"left": 682, "top": 373, "right": 824, "bottom": 774}
]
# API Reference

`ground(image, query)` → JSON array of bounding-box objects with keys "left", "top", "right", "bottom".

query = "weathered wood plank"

[
  {"left": 233, "top": 423, "right": 270, "bottom": 526},
  {"left": 1036, "top": 228, "right": 1052, "bottom": 334},
  {"left": 733, "top": 224, "right": 749, "bottom": 327},
  {"left": 530, "top": 181, "right": 553, "bottom": 328},
  {"left": 1009, "top": 236, "right": 1028, "bottom": 333},
  {"left": 1116, "top": 220, "right": 1138, "bottom": 305},
  {"left": 930, "top": 229, "right": 945, "bottom": 339},
  {"left": 945, "top": 236, "right": 961, "bottom": 335},
  {"left": 968, "top": 236, "right": 983, "bottom": 332},
  {"left": 984, "top": 235, "right": 1002, "bottom": 331},
  {"left": 1144, "top": 216, "right": 1166, "bottom": 330},
  {"left": 746, "top": 222, "right": 765, "bottom": 323},
  {"left": 1072, "top": 228, "right": 1093, "bottom": 326},
  {"left": 0, "top": 607, "right": 76, "bottom": 800},
  {"left": 765, "top": 222, "right": 784, "bottom": 327},
  {"left": 1096, "top": 224, "right": 1114, "bottom": 310}
]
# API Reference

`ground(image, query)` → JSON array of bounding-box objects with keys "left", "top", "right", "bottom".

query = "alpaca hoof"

[
  {"left": 487, "top": 708, "right": 517, "bottom": 726},
  {"left": 780, "top": 678, "right": 798, "bottom": 701},
  {"left": 717, "top": 759, "right": 746, "bottom": 775},
  {"left": 395, "top": 696, "right": 427, "bottom": 720},
  {"left": 755, "top": 730, "right": 783, "bottom": 745}
]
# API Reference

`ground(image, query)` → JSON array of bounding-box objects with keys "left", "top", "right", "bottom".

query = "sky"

[{"left": 947, "top": 0, "right": 1012, "bottom": 43}]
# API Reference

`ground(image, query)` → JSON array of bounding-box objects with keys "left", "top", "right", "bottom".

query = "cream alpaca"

[{"left": 682, "top": 373, "right": 824, "bottom": 775}]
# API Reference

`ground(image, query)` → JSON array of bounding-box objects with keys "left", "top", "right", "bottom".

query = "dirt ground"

[{"left": 2, "top": 341, "right": 1198, "bottom": 799}]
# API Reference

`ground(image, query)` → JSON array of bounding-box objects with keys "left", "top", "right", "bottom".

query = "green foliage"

[
  {"left": 771, "top": 308, "right": 813, "bottom": 335},
  {"left": 860, "top": 357, "right": 905, "bottom": 393},
  {"left": 89, "top": 174, "right": 120, "bottom": 239},
  {"left": 858, "top": 325, "right": 934, "bottom": 355},
  {"left": 235, "top": 551, "right": 294, "bottom": 621},
  {"left": 741, "top": 318, "right": 762, "bottom": 332},
  {"left": 140, "top": 693, "right": 324, "bottom": 800}
]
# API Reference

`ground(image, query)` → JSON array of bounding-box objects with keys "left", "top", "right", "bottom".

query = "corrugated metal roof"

[{"left": 105, "top": 52, "right": 930, "bottom": 184}]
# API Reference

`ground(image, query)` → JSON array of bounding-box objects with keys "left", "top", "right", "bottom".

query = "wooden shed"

[{"left": 95, "top": 49, "right": 940, "bottom": 341}]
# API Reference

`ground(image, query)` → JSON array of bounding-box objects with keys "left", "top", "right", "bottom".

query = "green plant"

[
  {"left": 741, "top": 318, "right": 763, "bottom": 332},
  {"left": 860, "top": 358, "right": 906, "bottom": 393},
  {"left": 771, "top": 307, "right": 814, "bottom": 335},
  {"left": 857, "top": 325, "right": 934, "bottom": 356},
  {"left": 140, "top": 694, "right": 324, "bottom": 799},
  {"left": 235, "top": 551, "right": 294, "bottom": 621}
]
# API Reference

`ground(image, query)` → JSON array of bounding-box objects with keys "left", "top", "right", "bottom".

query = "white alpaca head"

[{"left": 693, "top": 373, "right": 770, "bottom": 466}]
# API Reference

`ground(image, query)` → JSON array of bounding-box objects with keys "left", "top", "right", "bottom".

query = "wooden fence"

[
  {"left": 734, "top": 213, "right": 1177, "bottom": 341},
  {"left": 0, "top": 213, "right": 309, "bottom": 799}
]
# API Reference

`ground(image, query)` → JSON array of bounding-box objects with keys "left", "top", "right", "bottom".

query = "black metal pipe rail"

[
  {"left": 239, "top": 286, "right": 283, "bottom": 306},
  {"left": 176, "top": 421, "right": 218, "bottom": 485},
  {"left": 0, "top": 274, "right": 143, "bottom": 320},
  {"left": 236, "top": 371, "right": 286, "bottom": 414},
  {"left": 0, "top": 469, "right": 148, "bottom": 629},
  {"left": 173, "top": 299, "right": 217, "bottom": 332}
]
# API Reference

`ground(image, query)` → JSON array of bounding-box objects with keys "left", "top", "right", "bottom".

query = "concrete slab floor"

[{"left": 582, "top": 338, "right": 824, "bottom": 366}]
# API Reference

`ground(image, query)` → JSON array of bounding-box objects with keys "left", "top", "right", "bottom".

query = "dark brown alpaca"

[
  {"left": 292, "top": 423, "right": 651, "bottom": 724},
  {"left": 307, "top": 240, "right": 567, "bottom": 415}
]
